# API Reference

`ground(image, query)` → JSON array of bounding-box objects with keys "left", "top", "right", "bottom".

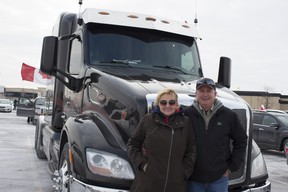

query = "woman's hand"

[{"left": 143, "top": 164, "right": 147, "bottom": 172}]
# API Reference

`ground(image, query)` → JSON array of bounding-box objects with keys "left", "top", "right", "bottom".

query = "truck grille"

[{"left": 229, "top": 109, "right": 247, "bottom": 182}]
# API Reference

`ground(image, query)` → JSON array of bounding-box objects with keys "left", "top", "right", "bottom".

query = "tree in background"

[{"left": 261, "top": 86, "right": 275, "bottom": 109}]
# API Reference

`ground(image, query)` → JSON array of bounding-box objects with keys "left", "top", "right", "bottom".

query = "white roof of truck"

[{"left": 81, "top": 8, "right": 200, "bottom": 38}]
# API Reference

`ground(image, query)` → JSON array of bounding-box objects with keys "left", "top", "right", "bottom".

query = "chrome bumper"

[
  {"left": 70, "top": 177, "right": 271, "bottom": 192},
  {"left": 71, "top": 178, "right": 129, "bottom": 192},
  {"left": 242, "top": 181, "right": 271, "bottom": 192}
]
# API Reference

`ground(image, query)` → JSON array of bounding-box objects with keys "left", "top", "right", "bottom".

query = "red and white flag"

[
  {"left": 259, "top": 104, "right": 266, "bottom": 111},
  {"left": 21, "top": 63, "right": 53, "bottom": 85}
]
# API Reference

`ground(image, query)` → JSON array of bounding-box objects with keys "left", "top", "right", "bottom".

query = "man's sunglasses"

[
  {"left": 196, "top": 78, "right": 216, "bottom": 89},
  {"left": 159, "top": 100, "right": 176, "bottom": 106}
]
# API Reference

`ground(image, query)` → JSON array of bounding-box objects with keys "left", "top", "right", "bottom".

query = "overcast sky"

[{"left": 1, "top": 0, "right": 287, "bottom": 94}]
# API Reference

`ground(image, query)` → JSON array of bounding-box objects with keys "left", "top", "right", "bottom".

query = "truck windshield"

[{"left": 87, "top": 24, "right": 202, "bottom": 76}]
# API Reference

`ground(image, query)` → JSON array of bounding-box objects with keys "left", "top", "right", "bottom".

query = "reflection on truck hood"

[{"left": 92, "top": 66, "right": 245, "bottom": 105}]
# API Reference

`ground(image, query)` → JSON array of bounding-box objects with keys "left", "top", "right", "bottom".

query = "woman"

[{"left": 127, "top": 88, "right": 197, "bottom": 192}]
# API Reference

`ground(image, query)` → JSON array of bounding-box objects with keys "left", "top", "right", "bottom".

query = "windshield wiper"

[
  {"left": 100, "top": 59, "right": 141, "bottom": 66},
  {"left": 153, "top": 65, "right": 188, "bottom": 74}
]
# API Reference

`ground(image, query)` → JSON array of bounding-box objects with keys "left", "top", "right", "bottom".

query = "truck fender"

[
  {"left": 35, "top": 115, "right": 47, "bottom": 159},
  {"left": 60, "top": 112, "right": 128, "bottom": 176}
]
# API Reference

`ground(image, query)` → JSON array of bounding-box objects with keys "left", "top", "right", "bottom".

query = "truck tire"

[
  {"left": 59, "top": 143, "right": 72, "bottom": 192},
  {"left": 34, "top": 122, "right": 46, "bottom": 159}
]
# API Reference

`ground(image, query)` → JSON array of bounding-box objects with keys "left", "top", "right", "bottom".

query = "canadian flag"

[{"left": 21, "top": 63, "right": 53, "bottom": 85}]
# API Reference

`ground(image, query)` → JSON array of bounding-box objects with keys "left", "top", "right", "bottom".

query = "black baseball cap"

[{"left": 196, "top": 78, "right": 216, "bottom": 90}]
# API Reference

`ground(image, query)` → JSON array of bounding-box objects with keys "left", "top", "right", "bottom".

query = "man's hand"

[
  {"left": 224, "top": 169, "right": 231, "bottom": 176},
  {"left": 141, "top": 144, "right": 147, "bottom": 157}
]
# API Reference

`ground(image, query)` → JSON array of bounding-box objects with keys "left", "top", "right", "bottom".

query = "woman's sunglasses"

[{"left": 159, "top": 100, "right": 176, "bottom": 106}]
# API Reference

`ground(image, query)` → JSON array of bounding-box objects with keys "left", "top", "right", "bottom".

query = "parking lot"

[
  {"left": 0, "top": 111, "right": 53, "bottom": 192},
  {"left": 0, "top": 111, "right": 287, "bottom": 191},
  {"left": 262, "top": 150, "right": 288, "bottom": 191}
]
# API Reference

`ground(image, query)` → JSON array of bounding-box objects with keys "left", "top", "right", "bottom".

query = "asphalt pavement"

[
  {"left": 0, "top": 110, "right": 287, "bottom": 191},
  {"left": 0, "top": 110, "right": 53, "bottom": 192},
  {"left": 262, "top": 150, "right": 288, "bottom": 191}
]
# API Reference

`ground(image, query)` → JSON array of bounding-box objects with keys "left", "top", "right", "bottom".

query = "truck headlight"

[
  {"left": 250, "top": 140, "right": 268, "bottom": 178},
  {"left": 86, "top": 148, "right": 134, "bottom": 179}
]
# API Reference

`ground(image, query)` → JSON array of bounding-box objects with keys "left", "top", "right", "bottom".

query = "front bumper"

[
  {"left": 71, "top": 178, "right": 271, "bottom": 192},
  {"left": 0, "top": 108, "right": 12, "bottom": 112},
  {"left": 242, "top": 181, "right": 271, "bottom": 192},
  {"left": 71, "top": 178, "right": 129, "bottom": 192},
  {"left": 70, "top": 178, "right": 271, "bottom": 192}
]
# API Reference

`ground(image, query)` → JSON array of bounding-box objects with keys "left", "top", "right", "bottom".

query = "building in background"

[
  {"left": 0, "top": 87, "right": 46, "bottom": 100},
  {"left": 235, "top": 91, "right": 288, "bottom": 111}
]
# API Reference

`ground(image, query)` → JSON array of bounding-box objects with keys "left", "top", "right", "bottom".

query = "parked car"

[
  {"left": 33, "top": 97, "right": 52, "bottom": 125},
  {"left": 0, "top": 99, "right": 12, "bottom": 112},
  {"left": 252, "top": 110, "right": 288, "bottom": 155},
  {"left": 254, "top": 109, "right": 287, "bottom": 114},
  {"left": 285, "top": 141, "right": 288, "bottom": 165},
  {"left": 265, "top": 109, "right": 287, "bottom": 114}
]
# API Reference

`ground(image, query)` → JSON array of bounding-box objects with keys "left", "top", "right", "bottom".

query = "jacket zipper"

[{"left": 163, "top": 128, "right": 174, "bottom": 192}]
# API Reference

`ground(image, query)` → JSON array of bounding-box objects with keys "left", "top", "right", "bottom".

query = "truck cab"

[{"left": 36, "top": 7, "right": 271, "bottom": 192}]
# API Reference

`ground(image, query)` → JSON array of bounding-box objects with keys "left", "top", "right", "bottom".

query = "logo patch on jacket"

[{"left": 217, "top": 122, "right": 223, "bottom": 126}]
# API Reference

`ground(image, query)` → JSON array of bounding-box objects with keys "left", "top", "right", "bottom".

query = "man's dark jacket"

[{"left": 184, "top": 100, "right": 247, "bottom": 183}]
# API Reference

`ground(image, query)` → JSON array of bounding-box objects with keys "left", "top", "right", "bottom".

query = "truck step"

[{"left": 47, "top": 161, "right": 58, "bottom": 177}]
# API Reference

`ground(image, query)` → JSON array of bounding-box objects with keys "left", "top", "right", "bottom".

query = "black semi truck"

[{"left": 35, "top": 3, "right": 271, "bottom": 192}]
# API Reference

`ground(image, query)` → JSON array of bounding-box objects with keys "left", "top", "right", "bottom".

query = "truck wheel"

[
  {"left": 59, "top": 143, "right": 72, "bottom": 192},
  {"left": 34, "top": 122, "right": 46, "bottom": 159}
]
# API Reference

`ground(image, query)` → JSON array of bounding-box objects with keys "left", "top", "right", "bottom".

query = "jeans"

[{"left": 188, "top": 176, "right": 228, "bottom": 192}]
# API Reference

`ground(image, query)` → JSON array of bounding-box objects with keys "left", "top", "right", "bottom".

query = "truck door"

[{"left": 16, "top": 97, "right": 35, "bottom": 118}]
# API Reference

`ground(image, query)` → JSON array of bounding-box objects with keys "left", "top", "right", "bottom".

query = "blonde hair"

[{"left": 155, "top": 88, "right": 178, "bottom": 105}]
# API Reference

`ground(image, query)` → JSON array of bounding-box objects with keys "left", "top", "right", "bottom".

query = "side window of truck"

[
  {"left": 181, "top": 51, "right": 193, "bottom": 71},
  {"left": 69, "top": 37, "right": 82, "bottom": 75},
  {"left": 181, "top": 43, "right": 200, "bottom": 75}
]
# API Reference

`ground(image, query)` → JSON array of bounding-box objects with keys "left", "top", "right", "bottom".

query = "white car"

[{"left": 0, "top": 99, "right": 12, "bottom": 112}]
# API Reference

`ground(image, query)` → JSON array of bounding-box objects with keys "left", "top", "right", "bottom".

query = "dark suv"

[{"left": 252, "top": 110, "right": 288, "bottom": 154}]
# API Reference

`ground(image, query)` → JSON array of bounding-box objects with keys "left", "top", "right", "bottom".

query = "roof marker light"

[
  {"left": 127, "top": 15, "right": 139, "bottom": 19},
  {"left": 182, "top": 24, "right": 190, "bottom": 29},
  {"left": 161, "top": 20, "right": 170, "bottom": 24},
  {"left": 145, "top": 17, "right": 156, "bottom": 21},
  {"left": 98, "top": 11, "right": 109, "bottom": 15}
]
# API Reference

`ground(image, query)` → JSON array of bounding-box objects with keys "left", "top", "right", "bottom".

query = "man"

[
  {"left": 184, "top": 78, "right": 247, "bottom": 192},
  {"left": 13, "top": 99, "right": 17, "bottom": 110}
]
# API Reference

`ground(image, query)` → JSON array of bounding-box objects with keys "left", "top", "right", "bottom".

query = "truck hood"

[{"left": 91, "top": 66, "right": 246, "bottom": 107}]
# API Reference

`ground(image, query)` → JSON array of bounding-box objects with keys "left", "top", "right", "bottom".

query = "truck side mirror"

[
  {"left": 90, "top": 73, "right": 101, "bottom": 83},
  {"left": 217, "top": 56, "right": 231, "bottom": 88},
  {"left": 40, "top": 36, "right": 58, "bottom": 75}
]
